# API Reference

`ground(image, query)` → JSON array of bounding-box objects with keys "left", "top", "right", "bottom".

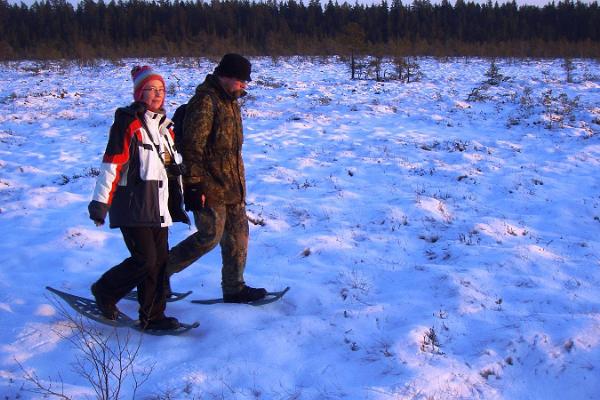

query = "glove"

[
  {"left": 88, "top": 200, "right": 109, "bottom": 226},
  {"left": 183, "top": 184, "right": 205, "bottom": 211},
  {"left": 166, "top": 163, "right": 186, "bottom": 177}
]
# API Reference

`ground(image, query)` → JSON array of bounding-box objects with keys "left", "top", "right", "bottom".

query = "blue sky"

[
  {"left": 8, "top": 0, "right": 597, "bottom": 8},
  {"left": 354, "top": 0, "right": 594, "bottom": 6},
  {"left": 358, "top": 0, "right": 594, "bottom": 6}
]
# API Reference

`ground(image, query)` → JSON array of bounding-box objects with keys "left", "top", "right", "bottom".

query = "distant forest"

[{"left": 1, "top": 0, "right": 599, "bottom": 59}]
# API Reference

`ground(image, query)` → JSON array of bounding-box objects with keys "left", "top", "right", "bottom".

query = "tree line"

[{"left": 1, "top": 0, "right": 599, "bottom": 60}]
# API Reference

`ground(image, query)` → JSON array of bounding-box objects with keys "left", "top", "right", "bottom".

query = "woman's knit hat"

[{"left": 131, "top": 65, "right": 165, "bottom": 103}]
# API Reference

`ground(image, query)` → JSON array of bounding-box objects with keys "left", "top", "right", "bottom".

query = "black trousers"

[{"left": 94, "top": 226, "right": 169, "bottom": 322}]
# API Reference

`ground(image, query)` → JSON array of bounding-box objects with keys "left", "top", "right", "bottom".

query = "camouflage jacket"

[{"left": 182, "top": 74, "right": 246, "bottom": 205}]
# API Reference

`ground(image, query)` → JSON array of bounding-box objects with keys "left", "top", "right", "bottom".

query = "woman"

[{"left": 88, "top": 65, "right": 188, "bottom": 330}]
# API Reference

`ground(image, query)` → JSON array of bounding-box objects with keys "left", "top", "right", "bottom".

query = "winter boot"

[
  {"left": 141, "top": 316, "right": 180, "bottom": 331},
  {"left": 164, "top": 276, "right": 173, "bottom": 299},
  {"left": 91, "top": 283, "right": 119, "bottom": 320},
  {"left": 223, "top": 285, "right": 267, "bottom": 303}
]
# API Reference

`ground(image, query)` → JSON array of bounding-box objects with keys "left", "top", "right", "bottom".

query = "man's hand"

[{"left": 183, "top": 184, "right": 207, "bottom": 211}]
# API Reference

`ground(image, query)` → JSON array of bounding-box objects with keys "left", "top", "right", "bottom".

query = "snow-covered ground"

[{"left": 0, "top": 57, "right": 599, "bottom": 399}]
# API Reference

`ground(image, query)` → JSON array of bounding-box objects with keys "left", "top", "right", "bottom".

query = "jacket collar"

[
  {"left": 121, "top": 101, "right": 166, "bottom": 116},
  {"left": 117, "top": 101, "right": 168, "bottom": 128}
]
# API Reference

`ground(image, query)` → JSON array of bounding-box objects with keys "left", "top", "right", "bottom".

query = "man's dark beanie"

[{"left": 214, "top": 53, "right": 252, "bottom": 82}]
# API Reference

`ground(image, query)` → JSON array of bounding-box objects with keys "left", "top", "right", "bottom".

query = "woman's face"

[{"left": 140, "top": 79, "right": 165, "bottom": 111}]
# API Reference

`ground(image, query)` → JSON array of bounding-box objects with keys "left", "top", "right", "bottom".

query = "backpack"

[
  {"left": 172, "top": 103, "right": 187, "bottom": 151},
  {"left": 172, "top": 91, "right": 217, "bottom": 152}
]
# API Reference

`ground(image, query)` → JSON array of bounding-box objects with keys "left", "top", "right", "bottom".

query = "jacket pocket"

[{"left": 130, "top": 180, "right": 160, "bottom": 223}]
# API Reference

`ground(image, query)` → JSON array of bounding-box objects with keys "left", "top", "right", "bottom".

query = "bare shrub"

[
  {"left": 17, "top": 299, "right": 154, "bottom": 400},
  {"left": 420, "top": 327, "right": 444, "bottom": 354}
]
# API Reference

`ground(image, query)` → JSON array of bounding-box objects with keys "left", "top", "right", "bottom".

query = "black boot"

[
  {"left": 164, "top": 276, "right": 173, "bottom": 299},
  {"left": 223, "top": 285, "right": 267, "bottom": 303},
  {"left": 91, "top": 283, "right": 119, "bottom": 320},
  {"left": 141, "top": 316, "right": 180, "bottom": 331}
]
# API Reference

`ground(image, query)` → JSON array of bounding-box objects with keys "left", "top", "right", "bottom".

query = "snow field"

[{"left": 0, "top": 56, "right": 599, "bottom": 399}]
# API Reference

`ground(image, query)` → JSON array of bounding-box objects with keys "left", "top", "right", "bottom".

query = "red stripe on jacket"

[{"left": 102, "top": 119, "right": 142, "bottom": 204}]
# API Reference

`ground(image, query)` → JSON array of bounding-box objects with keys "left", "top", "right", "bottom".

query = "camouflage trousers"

[{"left": 166, "top": 203, "right": 248, "bottom": 295}]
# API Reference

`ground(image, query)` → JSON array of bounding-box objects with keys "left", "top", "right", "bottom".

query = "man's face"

[
  {"left": 219, "top": 76, "right": 248, "bottom": 98},
  {"left": 140, "top": 79, "right": 165, "bottom": 111}
]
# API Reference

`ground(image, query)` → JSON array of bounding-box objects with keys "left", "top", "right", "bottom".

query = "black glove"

[
  {"left": 183, "top": 184, "right": 205, "bottom": 211},
  {"left": 88, "top": 200, "right": 109, "bottom": 225},
  {"left": 166, "top": 163, "right": 186, "bottom": 177}
]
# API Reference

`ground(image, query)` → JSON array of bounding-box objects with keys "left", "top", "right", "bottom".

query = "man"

[{"left": 167, "top": 54, "right": 267, "bottom": 303}]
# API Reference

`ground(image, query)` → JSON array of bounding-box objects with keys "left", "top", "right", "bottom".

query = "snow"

[{"left": 1, "top": 56, "right": 599, "bottom": 399}]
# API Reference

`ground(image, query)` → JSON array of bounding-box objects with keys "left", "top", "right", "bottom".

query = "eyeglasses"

[{"left": 142, "top": 87, "right": 165, "bottom": 95}]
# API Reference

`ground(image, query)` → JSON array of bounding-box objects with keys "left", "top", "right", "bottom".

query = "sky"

[{"left": 7, "top": 0, "right": 598, "bottom": 8}]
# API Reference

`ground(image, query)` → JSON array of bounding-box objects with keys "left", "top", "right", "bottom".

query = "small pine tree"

[
  {"left": 563, "top": 58, "right": 574, "bottom": 83},
  {"left": 484, "top": 59, "right": 507, "bottom": 85}
]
